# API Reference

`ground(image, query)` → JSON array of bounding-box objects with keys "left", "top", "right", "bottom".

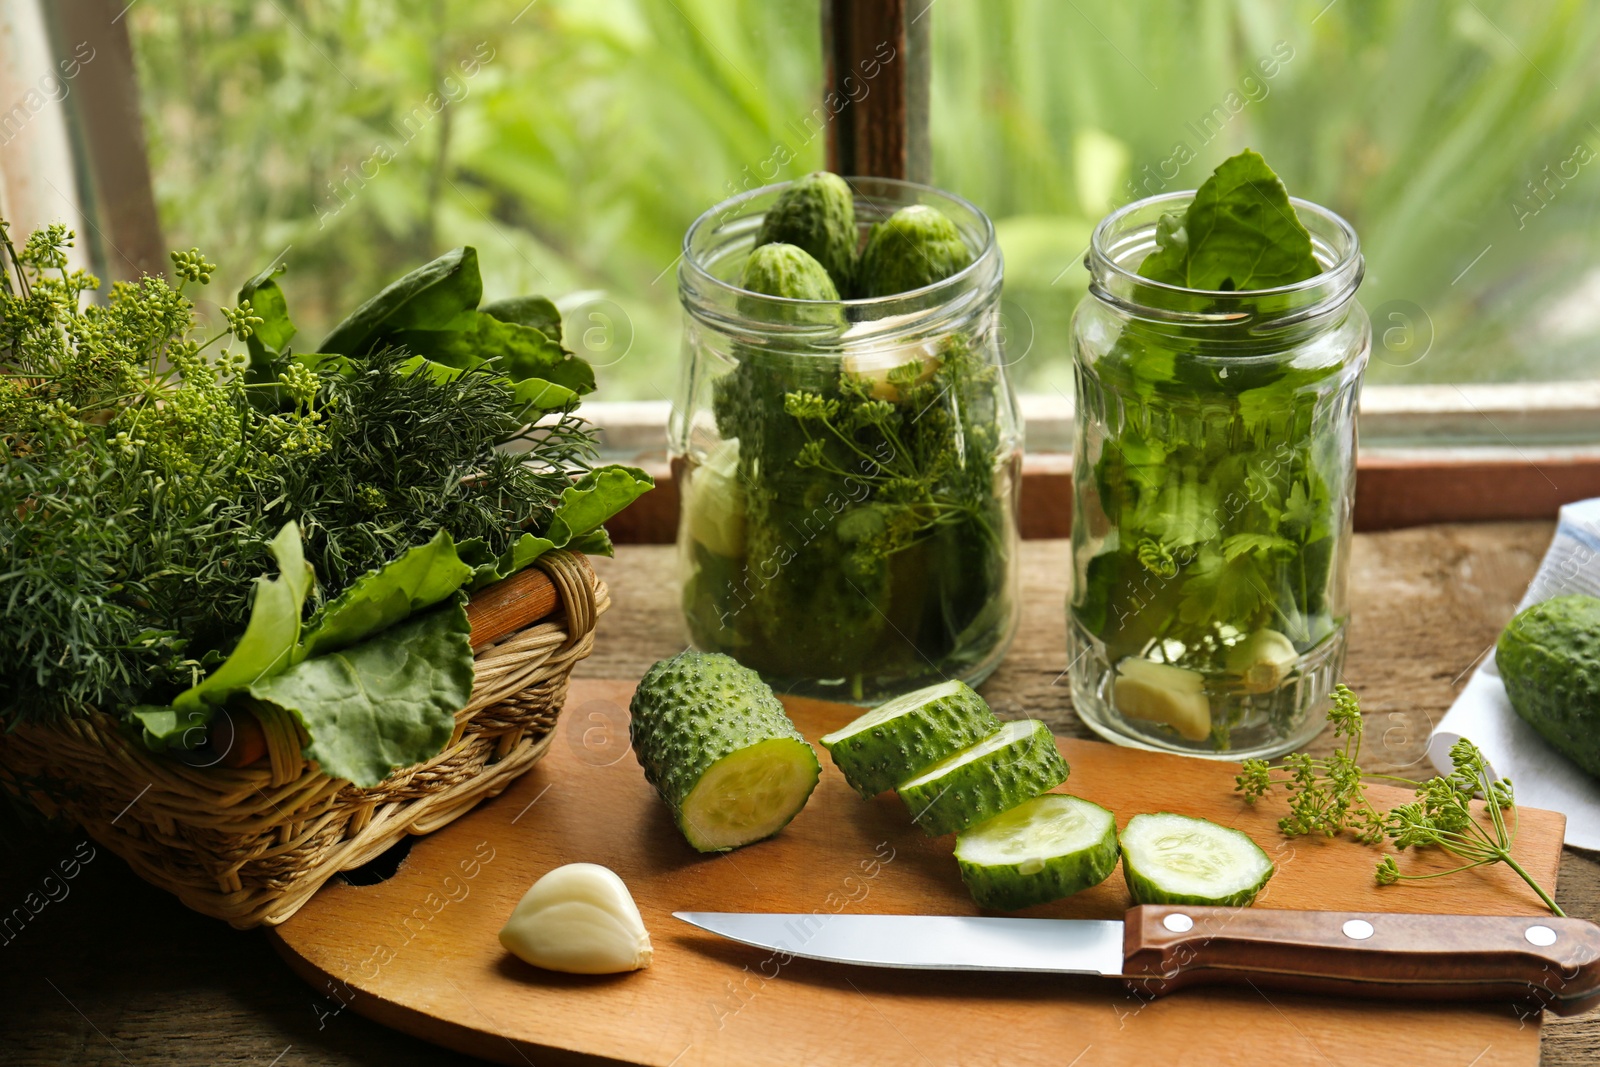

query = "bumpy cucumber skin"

[
  {"left": 629, "top": 651, "right": 820, "bottom": 851},
  {"left": 1497, "top": 595, "right": 1600, "bottom": 779},
  {"left": 857, "top": 204, "right": 973, "bottom": 298},
  {"left": 955, "top": 798, "right": 1120, "bottom": 911},
  {"left": 821, "top": 682, "right": 1002, "bottom": 798},
  {"left": 736, "top": 244, "right": 846, "bottom": 331},
  {"left": 1120, "top": 812, "right": 1275, "bottom": 907},
  {"left": 897, "top": 721, "right": 1070, "bottom": 837},
  {"left": 754, "top": 171, "right": 859, "bottom": 296}
]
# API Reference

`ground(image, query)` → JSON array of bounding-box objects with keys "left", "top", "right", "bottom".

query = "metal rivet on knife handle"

[
  {"left": 1342, "top": 919, "right": 1374, "bottom": 940},
  {"left": 1162, "top": 913, "right": 1193, "bottom": 933},
  {"left": 1527, "top": 925, "right": 1558, "bottom": 947}
]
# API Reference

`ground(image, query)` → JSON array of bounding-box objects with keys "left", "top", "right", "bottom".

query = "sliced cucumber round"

[
  {"left": 629, "top": 652, "right": 820, "bottom": 853},
  {"left": 819, "top": 680, "right": 1001, "bottom": 798},
  {"left": 1120, "top": 812, "right": 1274, "bottom": 907},
  {"left": 955, "top": 794, "right": 1119, "bottom": 911},
  {"left": 896, "top": 719, "right": 1070, "bottom": 837}
]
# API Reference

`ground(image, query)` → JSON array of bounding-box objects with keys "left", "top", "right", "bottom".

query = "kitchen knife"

[{"left": 675, "top": 905, "right": 1600, "bottom": 1015}]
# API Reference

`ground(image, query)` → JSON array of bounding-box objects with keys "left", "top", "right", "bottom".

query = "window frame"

[{"left": 28, "top": 0, "right": 1600, "bottom": 537}]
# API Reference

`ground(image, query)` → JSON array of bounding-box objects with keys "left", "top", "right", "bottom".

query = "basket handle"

[
  {"left": 464, "top": 550, "right": 597, "bottom": 650},
  {"left": 466, "top": 568, "right": 559, "bottom": 649},
  {"left": 534, "top": 550, "right": 599, "bottom": 646}
]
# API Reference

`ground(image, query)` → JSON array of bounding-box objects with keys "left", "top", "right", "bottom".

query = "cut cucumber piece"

[
  {"left": 819, "top": 680, "right": 1002, "bottom": 798},
  {"left": 896, "top": 719, "right": 1069, "bottom": 837},
  {"left": 629, "top": 652, "right": 820, "bottom": 852},
  {"left": 1120, "top": 812, "right": 1274, "bottom": 907},
  {"left": 955, "top": 794, "right": 1119, "bottom": 911},
  {"left": 1113, "top": 658, "right": 1212, "bottom": 742}
]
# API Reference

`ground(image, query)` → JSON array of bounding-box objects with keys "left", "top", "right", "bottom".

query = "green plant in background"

[
  {"left": 127, "top": 0, "right": 824, "bottom": 400},
  {"left": 933, "top": 0, "right": 1600, "bottom": 391},
  {"left": 127, "top": 1, "right": 1600, "bottom": 400}
]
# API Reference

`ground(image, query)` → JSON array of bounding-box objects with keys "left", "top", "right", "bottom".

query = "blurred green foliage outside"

[{"left": 130, "top": 0, "right": 1600, "bottom": 402}]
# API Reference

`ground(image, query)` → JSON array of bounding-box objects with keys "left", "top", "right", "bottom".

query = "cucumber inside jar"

[{"left": 683, "top": 330, "right": 1015, "bottom": 702}]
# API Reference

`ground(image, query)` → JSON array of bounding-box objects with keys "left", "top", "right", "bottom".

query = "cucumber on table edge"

[
  {"left": 896, "top": 719, "right": 1069, "bottom": 837},
  {"left": 1496, "top": 595, "right": 1600, "bottom": 780},
  {"left": 819, "top": 679, "right": 1002, "bottom": 798},
  {"left": 955, "top": 794, "right": 1119, "bottom": 911},
  {"left": 629, "top": 652, "right": 820, "bottom": 852},
  {"left": 1119, "top": 812, "right": 1274, "bottom": 907}
]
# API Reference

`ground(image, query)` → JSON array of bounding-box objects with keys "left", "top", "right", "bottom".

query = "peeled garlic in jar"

[
  {"left": 498, "top": 863, "right": 653, "bottom": 974},
  {"left": 1113, "top": 657, "right": 1212, "bottom": 742},
  {"left": 1224, "top": 628, "right": 1299, "bottom": 694}
]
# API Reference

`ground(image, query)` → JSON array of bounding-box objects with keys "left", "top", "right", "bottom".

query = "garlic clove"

[
  {"left": 840, "top": 334, "right": 941, "bottom": 402},
  {"left": 1224, "top": 628, "right": 1300, "bottom": 693},
  {"left": 498, "top": 863, "right": 653, "bottom": 975},
  {"left": 1113, "top": 657, "right": 1212, "bottom": 742}
]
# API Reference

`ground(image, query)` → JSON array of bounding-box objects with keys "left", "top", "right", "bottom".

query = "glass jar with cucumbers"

[
  {"left": 674, "top": 174, "right": 1022, "bottom": 703},
  {"left": 1067, "top": 150, "right": 1369, "bottom": 759}
]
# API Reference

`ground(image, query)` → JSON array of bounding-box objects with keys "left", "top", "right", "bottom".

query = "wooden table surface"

[{"left": 3, "top": 525, "right": 1598, "bottom": 1066}]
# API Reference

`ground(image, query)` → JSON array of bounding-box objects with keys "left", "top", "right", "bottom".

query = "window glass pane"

[
  {"left": 128, "top": 0, "right": 821, "bottom": 399},
  {"left": 932, "top": 1, "right": 1600, "bottom": 394}
]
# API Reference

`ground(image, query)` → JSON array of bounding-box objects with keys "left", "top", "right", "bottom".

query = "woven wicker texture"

[{"left": 0, "top": 550, "right": 608, "bottom": 929}]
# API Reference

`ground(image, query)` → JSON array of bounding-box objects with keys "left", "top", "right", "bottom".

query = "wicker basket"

[{"left": 0, "top": 550, "right": 607, "bottom": 929}]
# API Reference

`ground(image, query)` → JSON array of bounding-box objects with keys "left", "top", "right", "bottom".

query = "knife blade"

[{"left": 676, "top": 905, "right": 1600, "bottom": 1015}]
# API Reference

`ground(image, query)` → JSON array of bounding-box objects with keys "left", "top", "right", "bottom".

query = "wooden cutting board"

[{"left": 271, "top": 678, "right": 1567, "bottom": 1067}]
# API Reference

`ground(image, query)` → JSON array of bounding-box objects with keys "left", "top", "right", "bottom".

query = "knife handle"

[{"left": 1122, "top": 905, "right": 1600, "bottom": 1015}]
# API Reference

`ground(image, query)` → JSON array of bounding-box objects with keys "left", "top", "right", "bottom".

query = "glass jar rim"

[
  {"left": 1087, "top": 189, "right": 1363, "bottom": 326},
  {"left": 679, "top": 176, "right": 1000, "bottom": 314}
]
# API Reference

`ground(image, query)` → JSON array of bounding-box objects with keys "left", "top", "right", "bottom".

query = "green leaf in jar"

[{"left": 1137, "top": 149, "right": 1321, "bottom": 292}]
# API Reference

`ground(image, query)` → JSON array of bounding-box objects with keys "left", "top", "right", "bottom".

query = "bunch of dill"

[{"left": 0, "top": 222, "right": 595, "bottom": 723}]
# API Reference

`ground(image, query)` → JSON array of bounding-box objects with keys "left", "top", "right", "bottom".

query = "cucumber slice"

[
  {"left": 1120, "top": 812, "right": 1274, "bottom": 907},
  {"left": 683, "top": 439, "right": 746, "bottom": 558},
  {"left": 819, "top": 680, "right": 1002, "bottom": 798},
  {"left": 629, "top": 652, "right": 821, "bottom": 852},
  {"left": 896, "top": 719, "right": 1070, "bottom": 837},
  {"left": 955, "top": 794, "right": 1119, "bottom": 911},
  {"left": 678, "top": 737, "right": 821, "bottom": 851}
]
